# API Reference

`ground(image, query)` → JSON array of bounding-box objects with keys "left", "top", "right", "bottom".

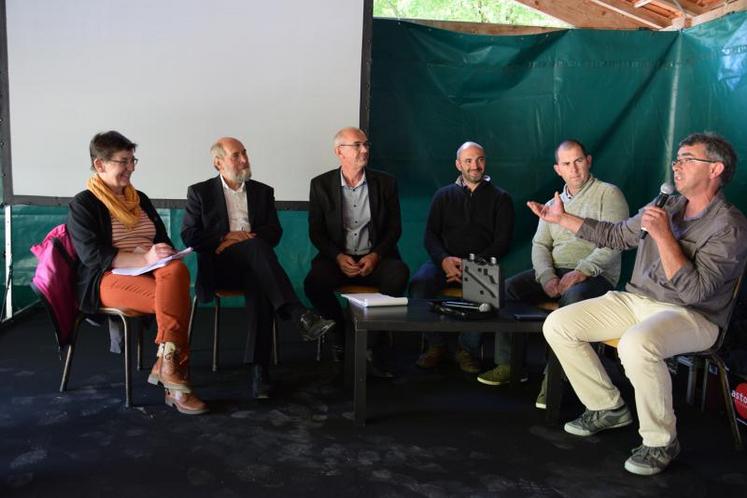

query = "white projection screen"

[{"left": 3, "top": 0, "right": 367, "bottom": 205}]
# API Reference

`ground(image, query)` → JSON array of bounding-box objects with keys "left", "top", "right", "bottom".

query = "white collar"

[
  {"left": 340, "top": 169, "right": 367, "bottom": 189},
  {"left": 220, "top": 174, "right": 246, "bottom": 193}
]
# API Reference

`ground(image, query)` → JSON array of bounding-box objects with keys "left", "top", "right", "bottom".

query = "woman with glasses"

[{"left": 67, "top": 130, "right": 207, "bottom": 415}]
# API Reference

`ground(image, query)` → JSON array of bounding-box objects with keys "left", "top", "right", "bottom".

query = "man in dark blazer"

[
  {"left": 182, "top": 137, "right": 333, "bottom": 398},
  {"left": 304, "top": 127, "right": 409, "bottom": 372}
]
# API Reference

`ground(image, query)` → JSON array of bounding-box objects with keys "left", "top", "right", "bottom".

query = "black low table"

[{"left": 349, "top": 299, "right": 558, "bottom": 427}]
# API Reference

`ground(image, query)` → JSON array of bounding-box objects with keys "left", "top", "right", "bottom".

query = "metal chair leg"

[
  {"left": 316, "top": 334, "right": 323, "bottom": 362},
  {"left": 59, "top": 319, "right": 81, "bottom": 392},
  {"left": 272, "top": 317, "right": 279, "bottom": 365},
  {"left": 59, "top": 341, "right": 76, "bottom": 392},
  {"left": 712, "top": 355, "right": 744, "bottom": 450},
  {"left": 682, "top": 355, "right": 699, "bottom": 406},
  {"left": 122, "top": 316, "right": 132, "bottom": 408},
  {"left": 187, "top": 295, "right": 198, "bottom": 345},
  {"left": 59, "top": 345, "right": 74, "bottom": 392},
  {"left": 136, "top": 321, "right": 144, "bottom": 371},
  {"left": 700, "top": 358, "right": 711, "bottom": 412},
  {"left": 212, "top": 297, "right": 221, "bottom": 372}
]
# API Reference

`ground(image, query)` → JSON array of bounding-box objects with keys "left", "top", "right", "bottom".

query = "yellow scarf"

[{"left": 86, "top": 175, "right": 141, "bottom": 229}]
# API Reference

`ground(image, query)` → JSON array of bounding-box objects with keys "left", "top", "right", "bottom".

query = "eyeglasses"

[
  {"left": 107, "top": 157, "right": 138, "bottom": 166},
  {"left": 671, "top": 157, "right": 717, "bottom": 168},
  {"left": 338, "top": 142, "right": 371, "bottom": 150}
]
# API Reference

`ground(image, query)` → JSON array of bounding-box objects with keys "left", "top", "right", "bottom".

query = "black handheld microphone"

[{"left": 640, "top": 182, "right": 675, "bottom": 239}]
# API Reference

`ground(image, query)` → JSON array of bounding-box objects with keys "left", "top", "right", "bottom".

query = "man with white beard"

[{"left": 182, "top": 137, "right": 334, "bottom": 399}]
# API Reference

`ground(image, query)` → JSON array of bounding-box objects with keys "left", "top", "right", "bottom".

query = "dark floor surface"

[{"left": 1, "top": 306, "right": 746, "bottom": 497}]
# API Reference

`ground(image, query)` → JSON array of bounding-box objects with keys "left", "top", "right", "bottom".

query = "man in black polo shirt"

[{"left": 410, "top": 141, "right": 514, "bottom": 373}]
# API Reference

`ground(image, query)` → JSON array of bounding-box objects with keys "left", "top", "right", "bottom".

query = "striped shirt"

[{"left": 111, "top": 208, "right": 156, "bottom": 252}]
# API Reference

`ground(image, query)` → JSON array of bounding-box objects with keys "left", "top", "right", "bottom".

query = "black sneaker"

[
  {"left": 564, "top": 405, "right": 633, "bottom": 436},
  {"left": 624, "top": 439, "right": 680, "bottom": 475},
  {"left": 297, "top": 310, "right": 335, "bottom": 341}
]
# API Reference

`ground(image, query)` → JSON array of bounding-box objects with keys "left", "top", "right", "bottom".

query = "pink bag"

[{"left": 30, "top": 224, "right": 79, "bottom": 349}]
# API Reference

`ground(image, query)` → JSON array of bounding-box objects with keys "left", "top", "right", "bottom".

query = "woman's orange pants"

[{"left": 99, "top": 260, "right": 191, "bottom": 355}]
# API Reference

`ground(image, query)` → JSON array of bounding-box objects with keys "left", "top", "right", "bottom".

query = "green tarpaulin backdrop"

[
  {"left": 368, "top": 13, "right": 747, "bottom": 278},
  {"left": 3, "top": 13, "right": 747, "bottom": 311}
]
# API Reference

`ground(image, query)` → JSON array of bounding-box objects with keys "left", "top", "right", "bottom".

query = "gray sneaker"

[
  {"left": 564, "top": 405, "right": 633, "bottom": 436},
  {"left": 624, "top": 439, "right": 680, "bottom": 476}
]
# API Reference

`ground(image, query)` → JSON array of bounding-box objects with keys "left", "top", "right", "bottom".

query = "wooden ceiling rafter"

[
  {"left": 683, "top": 0, "right": 747, "bottom": 26},
  {"left": 403, "top": 0, "right": 747, "bottom": 34},
  {"left": 513, "top": 0, "right": 652, "bottom": 29},
  {"left": 633, "top": 1, "right": 699, "bottom": 16},
  {"left": 400, "top": 18, "right": 561, "bottom": 36},
  {"left": 589, "top": 0, "right": 672, "bottom": 28},
  {"left": 516, "top": 0, "right": 745, "bottom": 30}
]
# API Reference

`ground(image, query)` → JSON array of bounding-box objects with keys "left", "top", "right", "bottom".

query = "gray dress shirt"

[
  {"left": 340, "top": 170, "right": 372, "bottom": 255},
  {"left": 578, "top": 192, "right": 747, "bottom": 328}
]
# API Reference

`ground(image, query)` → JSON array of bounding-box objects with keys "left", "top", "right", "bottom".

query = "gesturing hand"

[{"left": 527, "top": 192, "right": 565, "bottom": 224}]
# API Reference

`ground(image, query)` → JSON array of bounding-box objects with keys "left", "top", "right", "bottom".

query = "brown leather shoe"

[
  {"left": 416, "top": 345, "right": 448, "bottom": 369},
  {"left": 455, "top": 347, "right": 481, "bottom": 374},
  {"left": 164, "top": 389, "right": 209, "bottom": 415},
  {"left": 147, "top": 356, "right": 162, "bottom": 386},
  {"left": 159, "top": 350, "right": 191, "bottom": 392}
]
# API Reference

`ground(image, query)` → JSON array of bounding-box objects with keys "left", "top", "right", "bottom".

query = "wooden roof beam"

[
  {"left": 514, "top": 0, "right": 652, "bottom": 29},
  {"left": 688, "top": 0, "right": 747, "bottom": 27},
  {"left": 589, "top": 0, "right": 671, "bottom": 29},
  {"left": 660, "top": 0, "right": 746, "bottom": 30},
  {"left": 405, "top": 18, "right": 562, "bottom": 36},
  {"left": 634, "top": 1, "right": 707, "bottom": 17},
  {"left": 670, "top": 1, "right": 709, "bottom": 16}
]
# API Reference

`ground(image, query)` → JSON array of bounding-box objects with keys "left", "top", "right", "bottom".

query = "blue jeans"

[
  {"left": 409, "top": 260, "right": 482, "bottom": 355},
  {"left": 493, "top": 268, "right": 614, "bottom": 364}
]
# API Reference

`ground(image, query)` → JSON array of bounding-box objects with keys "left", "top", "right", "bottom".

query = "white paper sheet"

[
  {"left": 341, "top": 293, "right": 408, "bottom": 307},
  {"left": 112, "top": 247, "right": 193, "bottom": 277}
]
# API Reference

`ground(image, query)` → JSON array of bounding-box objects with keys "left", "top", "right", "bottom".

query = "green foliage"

[{"left": 374, "top": 0, "right": 569, "bottom": 27}]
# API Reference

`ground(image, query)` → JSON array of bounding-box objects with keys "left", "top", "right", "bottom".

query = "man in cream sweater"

[{"left": 477, "top": 140, "right": 629, "bottom": 408}]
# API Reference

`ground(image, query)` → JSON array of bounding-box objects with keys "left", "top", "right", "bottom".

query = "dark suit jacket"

[
  {"left": 181, "top": 176, "right": 282, "bottom": 302},
  {"left": 308, "top": 167, "right": 402, "bottom": 262}
]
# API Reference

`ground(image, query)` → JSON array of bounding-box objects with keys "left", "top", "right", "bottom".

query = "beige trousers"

[{"left": 543, "top": 291, "right": 718, "bottom": 447}]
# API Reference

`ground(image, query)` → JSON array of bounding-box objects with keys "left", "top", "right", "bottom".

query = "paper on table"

[
  {"left": 341, "top": 293, "right": 408, "bottom": 307},
  {"left": 112, "top": 247, "right": 194, "bottom": 276}
]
